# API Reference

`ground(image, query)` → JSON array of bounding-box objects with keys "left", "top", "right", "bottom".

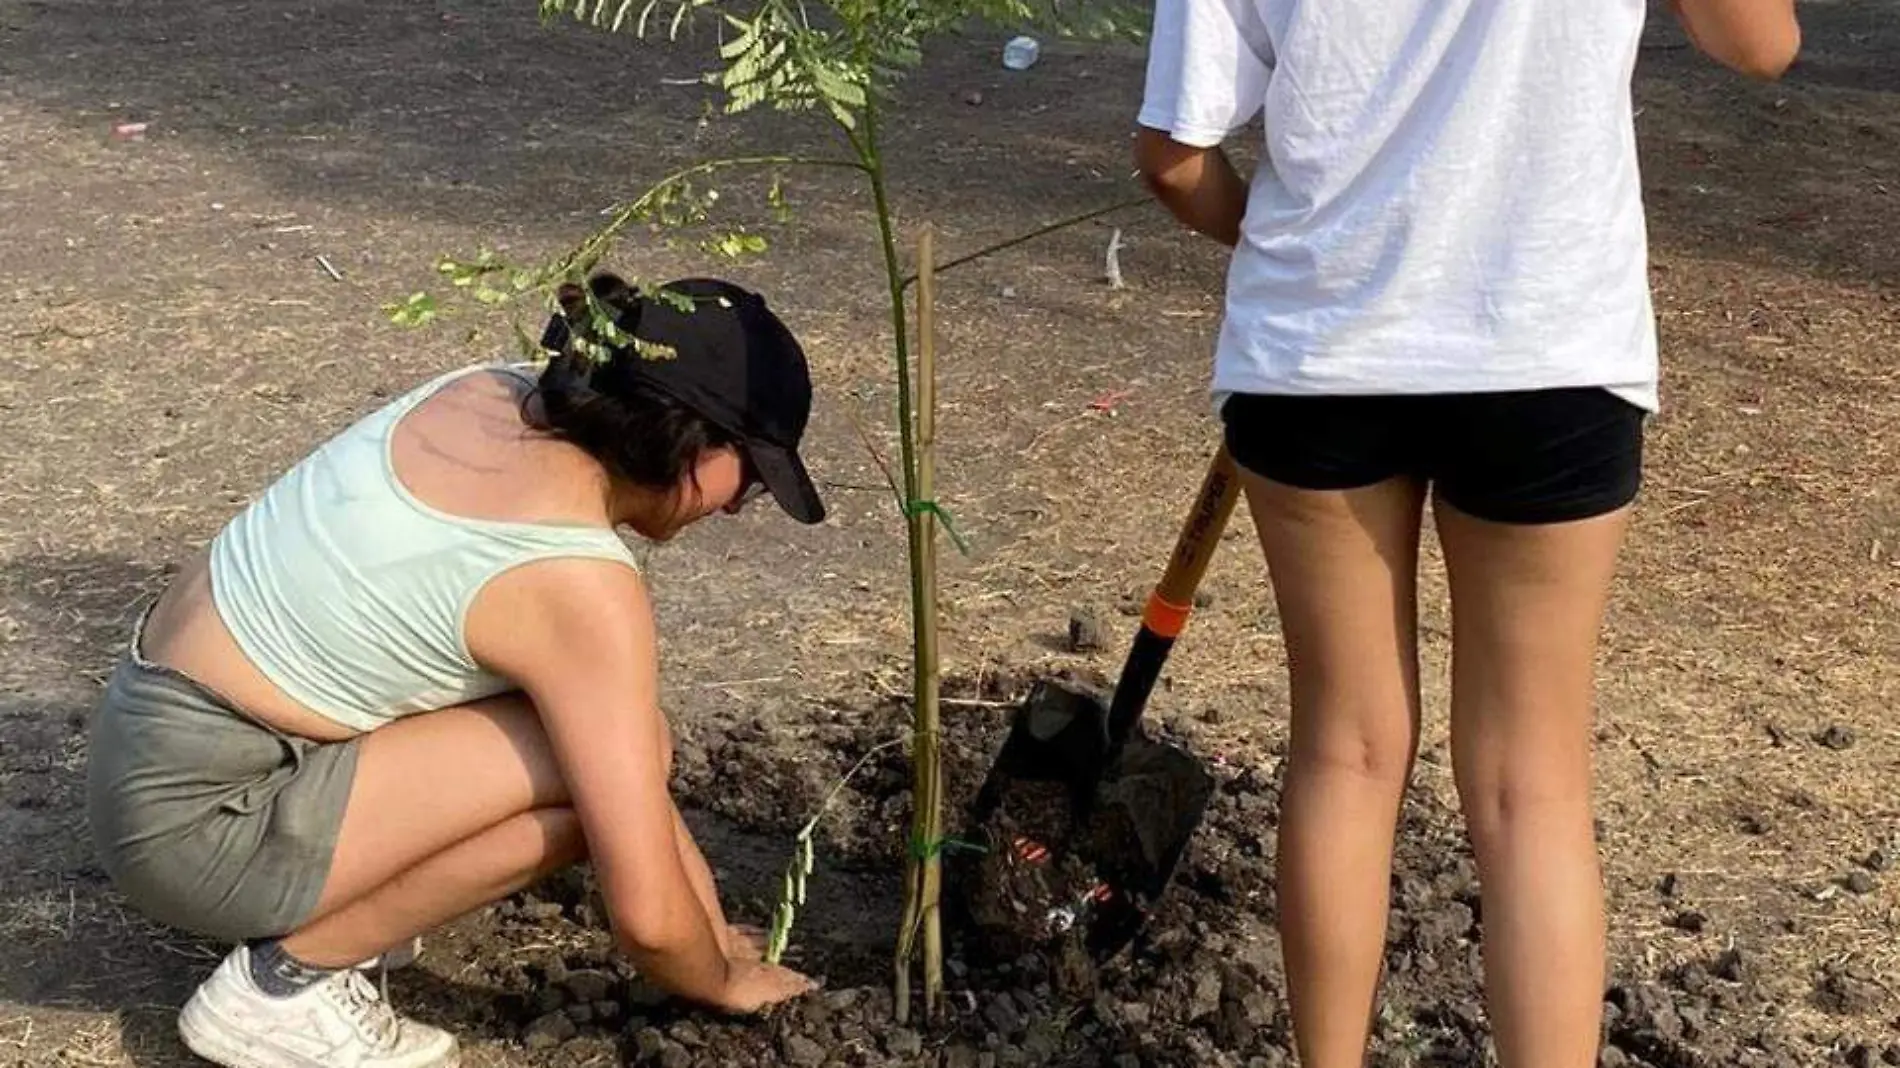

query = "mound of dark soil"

[{"left": 401, "top": 677, "right": 1874, "bottom": 1067}]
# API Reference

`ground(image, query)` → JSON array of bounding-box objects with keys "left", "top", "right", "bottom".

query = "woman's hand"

[{"left": 712, "top": 959, "right": 817, "bottom": 1015}]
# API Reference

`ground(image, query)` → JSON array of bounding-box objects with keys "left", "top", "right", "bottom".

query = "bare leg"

[
  {"left": 1242, "top": 473, "right": 1427, "bottom": 1068},
  {"left": 175, "top": 694, "right": 594, "bottom": 1068},
  {"left": 1435, "top": 501, "right": 1628, "bottom": 1068},
  {"left": 279, "top": 694, "right": 576, "bottom": 966},
  {"left": 286, "top": 809, "right": 584, "bottom": 968}
]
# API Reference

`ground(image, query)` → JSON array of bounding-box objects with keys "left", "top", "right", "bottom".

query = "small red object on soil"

[{"left": 1011, "top": 836, "right": 1050, "bottom": 864}]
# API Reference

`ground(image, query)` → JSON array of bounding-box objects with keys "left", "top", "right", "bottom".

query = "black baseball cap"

[{"left": 541, "top": 278, "right": 825, "bottom": 524}]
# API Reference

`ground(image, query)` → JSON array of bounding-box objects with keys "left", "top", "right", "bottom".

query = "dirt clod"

[
  {"left": 779, "top": 1032, "right": 827, "bottom": 1067},
  {"left": 1817, "top": 725, "right": 1857, "bottom": 750},
  {"left": 1186, "top": 963, "right": 1223, "bottom": 1021},
  {"left": 885, "top": 1027, "right": 923, "bottom": 1058},
  {"left": 1813, "top": 963, "right": 1884, "bottom": 1016},
  {"left": 1066, "top": 607, "right": 1107, "bottom": 652},
  {"left": 530, "top": 984, "right": 567, "bottom": 1016},
  {"left": 523, "top": 1010, "right": 578, "bottom": 1049},
  {"left": 1844, "top": 870, "right": 1879, "bottom": 894},
  {"left": 561, "top": 968, "right": 614, "bottom": 1004},
  {"left": 624, "top": 1033, "right": 688, "bottom": 1068},
  {"left": 521, "top": 900, "right": 565, "bottom": 922},
  {"left": 983, "top": 993, "right": 1025, "bottom": 1036},
  {"left": 1665, "top": 910, "right": 1709, "bottom": 934}
]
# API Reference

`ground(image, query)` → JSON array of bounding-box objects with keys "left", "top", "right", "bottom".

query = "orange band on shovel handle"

[{"left": 1141, "top": 593, "right": 1195, "bottom": 641}]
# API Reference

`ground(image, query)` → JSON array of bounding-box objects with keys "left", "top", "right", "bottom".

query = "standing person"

[
  {"left": 87, "top": 275, "right": 824, "bottom": 1068},
  {"left": 1132, "top": 2, "right": 1797, "bottom": 1066}
]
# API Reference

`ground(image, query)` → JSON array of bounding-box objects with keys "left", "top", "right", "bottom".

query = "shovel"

[{"left": 967, "top": 444, "right": 1245, "bottom": 957}]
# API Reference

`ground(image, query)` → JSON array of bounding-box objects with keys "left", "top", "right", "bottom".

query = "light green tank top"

[{"left": 208, "top": 362, "right": 641, "bottom": 732}]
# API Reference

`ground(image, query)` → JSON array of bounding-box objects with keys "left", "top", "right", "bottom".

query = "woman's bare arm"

[
  {"left": 672, "top": 804, "right": 736, "bottom": 954},
  {"left": 1671, "top": 0, "right": 1801, "bottom": 80},
  {"left": 1133, "top": 127, "right": 1250, "bottom": 249},
  {"left": 650, "top": 719, "right": 736, "bottom": 957},
  {"left": 486, "top": 562, "right": 732, "bottom": 1001},
  {"left": 471, "top": 559, "right": 815, "bottom": 1011}
]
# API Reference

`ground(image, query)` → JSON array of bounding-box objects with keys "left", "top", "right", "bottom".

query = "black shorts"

[{"left": 1221, "top": 387, "right": 1646, "bottom": 525}]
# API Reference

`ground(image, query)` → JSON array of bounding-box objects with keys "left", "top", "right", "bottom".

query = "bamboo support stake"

[
  {"left": 914, "top": 224, "right": 945, "bottom": 1019},
  {"left": 892, "top": 224, "right": 947, "bottom": 1024}
]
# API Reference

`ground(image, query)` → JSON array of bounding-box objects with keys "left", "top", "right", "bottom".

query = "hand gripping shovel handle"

[{"left": 1103, "top": 444, "right": 1244, "bottom": 760}]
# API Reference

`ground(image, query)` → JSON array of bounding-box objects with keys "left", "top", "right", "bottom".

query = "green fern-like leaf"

[
  {"left": 384, "top": 292, "right": 439, "bottom": 328},
  {"left": 718, "top": 13, "right": 756, "bottom": 58},
  {"left": 651, "top": 286, "right": 697, "bottom": 314},
  {"left": 703, "top": 231, "right": 769, "bottom": 259}
]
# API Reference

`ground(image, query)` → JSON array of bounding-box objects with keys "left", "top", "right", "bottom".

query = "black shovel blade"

[
  {"left": 1079, "top": 729, "right": 1214, "bottom": 958},
  {"left": 966, "top": 678, "right": 1215, "bottom": 961},
  {"left": 970, "top": 677, "right": 1116, "bottom": 822}
]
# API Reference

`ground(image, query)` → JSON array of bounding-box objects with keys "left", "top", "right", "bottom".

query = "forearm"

[
  {"left": 672, "top": 804, "right": 732, "bottom": 955},
  {"left": 1134, "top": 130, "right": 1250, "bottom": 248},
  {"left": 614, "top": 886, "right": 733, "bottom": 1006}
]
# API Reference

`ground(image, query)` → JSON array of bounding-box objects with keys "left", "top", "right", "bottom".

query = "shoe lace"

[{"left": 330, "top": 967, "right": 403, "bottom": 1050}]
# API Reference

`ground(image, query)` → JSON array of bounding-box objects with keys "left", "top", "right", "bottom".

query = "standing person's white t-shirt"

[{"left": 1138, "top": 0, "right": 1660, "bottom": 412}]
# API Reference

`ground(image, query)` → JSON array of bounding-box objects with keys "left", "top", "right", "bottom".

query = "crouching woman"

[{"left": 86, "top": 275, "right": 822, "bottom": 1068}]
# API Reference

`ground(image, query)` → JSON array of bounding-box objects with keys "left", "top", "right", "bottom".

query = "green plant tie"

[
  {"left": 909, "top": 833, "right": 988, "bottom": 860},
  {"left": 903, "top": 498, "right": 970, "bottom": 554}
]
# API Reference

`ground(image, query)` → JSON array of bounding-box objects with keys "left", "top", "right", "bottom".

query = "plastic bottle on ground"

[{"left": 1002, "top": 35, "right": 1040, "bottom": 70}]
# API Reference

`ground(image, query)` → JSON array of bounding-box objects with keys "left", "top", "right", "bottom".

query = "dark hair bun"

[{"left": 526, "top": 272, "right": 736, "bottom": 491}]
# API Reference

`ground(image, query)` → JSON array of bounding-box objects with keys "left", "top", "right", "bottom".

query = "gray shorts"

[{"left": 85, "top": 613, "right": 360, "bottom": 942}]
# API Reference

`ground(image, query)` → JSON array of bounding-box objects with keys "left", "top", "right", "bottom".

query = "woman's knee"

[
  {"left": 1449, "top": 694, "right": 1597, "bottom": 848},
  {"left": 1452, "top": 744, "right": 1594, "bottom": 852},
  {"left": 1288, "top": 706, "right": 1419, "bottom": 788}
]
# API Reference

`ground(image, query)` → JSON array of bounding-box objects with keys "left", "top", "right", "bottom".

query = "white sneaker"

[{"left": 178, "top": 945, "right": 459, "bottom": 1068}]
